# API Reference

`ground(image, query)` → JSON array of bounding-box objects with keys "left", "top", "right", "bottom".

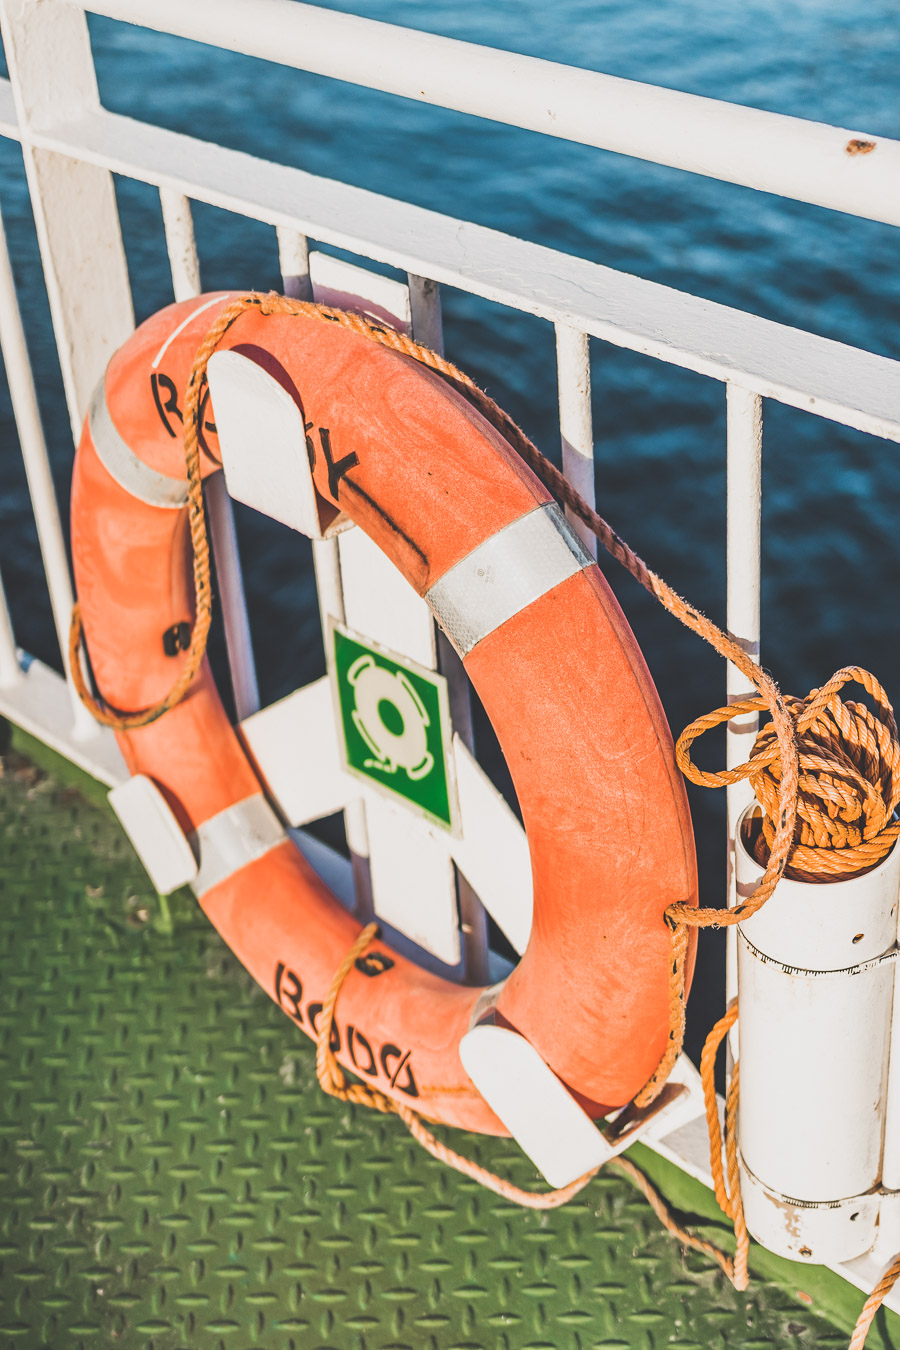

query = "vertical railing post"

[
  {"left": 159, "top": 188, "right": 202, "bottom": 300},
  {"left": 409, "top": 270, "right": 487, "bottom": 983},
  {"left": 555, "top": 324, "right": 597, "bottom": 560},
  {"left": 278, "top": 228, "right": 372, "bottom": 917},
  {"left": 725, "top": 384, "right": 763, "bottom": 1027},
  {"left": 277, "top": 226, "right": 311, "bottom": 301},
  {"left": 408, "top": 275, "right": 444, "bottom": 356},
  {"left": 0, "top": 199, "right": 91, "bottom": 727},
  {"left": 0, "top": 568, "right": 20, "bottom": 689},
  {"left": 0, "top": 0, "right": 134, "bottom": 436},
  {"left": 160, "top": 189, "right": 260, "bottom": 720},
  {"left": 0, "top": 0, "right": 133, "bottom": 735},
  {"left": 204, "top": 479, "right": 261, "bottom": 720},
  {"left": 275, "top": 230, "right": 374, "bottom": 915}
]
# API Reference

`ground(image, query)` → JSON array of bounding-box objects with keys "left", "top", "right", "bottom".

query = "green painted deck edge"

[
  {"left": 1, "top": 716, "right": 192, "bottom": 934},
  {"left": 629, "top": 1141, "right": 900, "bottom": 1346},
  {"left": 3, "top": 718, "right": 113, "bottom": 814},
  {"left": 4, "top": 709, "right": 898, "bottom": 1347}
]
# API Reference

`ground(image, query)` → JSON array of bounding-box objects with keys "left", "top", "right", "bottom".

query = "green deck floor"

[{"left": 0, "top": 729, "right": 894, "bottom": 1350}]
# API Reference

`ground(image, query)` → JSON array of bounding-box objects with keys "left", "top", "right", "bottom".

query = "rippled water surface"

[{"left": 1, "top": 0, "right": 898, "bottom": 1049}]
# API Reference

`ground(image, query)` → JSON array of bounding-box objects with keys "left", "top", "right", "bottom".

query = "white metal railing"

[{"left": 0, "top": 0, "right": 899, "bottom": 1303}]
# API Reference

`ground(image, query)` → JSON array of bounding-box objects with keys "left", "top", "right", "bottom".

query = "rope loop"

[{"left": 677, "top": 666, "right": 900, "bottom": 884}]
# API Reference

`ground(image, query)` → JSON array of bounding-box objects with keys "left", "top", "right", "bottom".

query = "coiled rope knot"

[{"left": 677, "top": 665, "right": 900, "bottom": 884}]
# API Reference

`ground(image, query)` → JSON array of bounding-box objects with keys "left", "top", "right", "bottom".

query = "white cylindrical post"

[
  {"left": 880, "top": 904, "right": 900, "bottom": 1192},
  {"left": 277, "top": 226, "right": 311, "bottom": 301},
  {"left": 883, "top": 973, "right": 900, "bottom": 1190},
  {"left": 0, "top": 199, "right": 94, "bottom": 731},
  {"left": 555, "top": 324, "right": 597, "bottom": 559},
  {"left": 725, "top": 385, "right": 762, "bottom": 1032},
  {"left": 0, "top": 568, "right": 20, "bottom": 689},
  {"left": 736, "top": 806, "right": 899, "bottom": 1263}
]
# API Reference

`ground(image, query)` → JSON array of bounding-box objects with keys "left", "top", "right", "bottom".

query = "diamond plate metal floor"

[{"left": 0, "top": 745, "right": 856, "bottom": 1349}]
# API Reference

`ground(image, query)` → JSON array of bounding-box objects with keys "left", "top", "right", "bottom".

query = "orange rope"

[
  {"left": 611, "top": 1154, "right": 746, "bottom": 1285},
  {"left": 849, "top": 1251, "right": 900, "bottom": 1350},
  {"left": 68, "top": 323, "right": 217, "bottom": 727},
  {"left": 317, "top": 925, "right": 750, "bottom": 1272},
  {"left": 678, "top": 668, "right": 900, "bottom": 882}
]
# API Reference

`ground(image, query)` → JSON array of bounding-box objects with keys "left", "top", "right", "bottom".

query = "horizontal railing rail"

[
  {"left": 81, "top": 0, "right": 900, "bottom": 227},
  {"left": 0, "top": 80, "right": 897, "bottom": 444}
]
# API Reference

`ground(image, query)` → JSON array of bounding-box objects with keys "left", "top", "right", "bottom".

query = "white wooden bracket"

[
  {"left": 459, "top": 1020, "right": 693, "bottom": 1188},
  {"left": 208, "top": 349, "right": 351, "bottom": 540},
  {"left": 108, "top": 773, "right": 198, "bottom": 895}
]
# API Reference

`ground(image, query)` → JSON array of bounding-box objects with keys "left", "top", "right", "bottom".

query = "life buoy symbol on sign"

[{"left": 347, "top": 654, "right": 435, "bottom": 782}]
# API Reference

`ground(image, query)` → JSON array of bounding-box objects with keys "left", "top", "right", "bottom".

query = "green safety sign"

[{"left": 330, "top": 623, "right": 457, "bottom": 832}]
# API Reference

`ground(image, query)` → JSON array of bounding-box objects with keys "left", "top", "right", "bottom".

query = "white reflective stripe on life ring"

[
  {"left": 89, "top": 378, "right": 190, "bottom": 509},
  {"left": 190, "top": 794, "right": 286, "bottom": 896},
  {"left": 425, "top": 502, "right": 593, "bottom": 658}
]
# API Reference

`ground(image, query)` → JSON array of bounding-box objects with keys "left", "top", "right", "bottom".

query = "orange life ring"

[{"left": 71, "top": 293, "right": 698, "bottom": 1134}]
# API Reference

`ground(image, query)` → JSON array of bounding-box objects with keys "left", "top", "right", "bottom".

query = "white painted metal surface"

[
  {"left": 159, "top": 188, "right": 201, "bottom": 303},
  {"left": 452, "top": 736, "right": 532, "bottom": 955},
  {"left": 240, "top": 678, "right": 349, "bottom": 828},
  {"left": 407, "top": 275, "right": 443, "bottom": 355},
  {"left": 308, "top": 256, "right": 463, "bottom": 965},
  {"left": 309, "top": 252, "right": 411, "bottom": 333},
  {"left": 0, "top": 198, "right": 97, "bottom": 737},
  {"left": 204, "top": 473, "right": 261, "bottom": 721},
  {"left": 555, "top": 324, "right": 597, "bottom": 559},
  {"left": 459, "top": 1023, "right": 616, "bottom": 1187},
  {"left": 277, "top": 225, "right": 311, "bottom": 300},
  {"left": 736, "top": 809, "right": 900, "bottom": 1261},
  {"left": 883, "top": 967, "right": 900, "bottom": 1191},
  {"left": 738, "top": 834, "right": 899, "bottom": 969},
  {"left": 0, "top": 571, "right": 18, "bottom": 689},
  {"left": 739, "top": 1162, "right": 884, "bottom": 1268},
  {"left": 339, "top": 531, "right": 436, "bottom": 671},
  {"left": 0, "top": 0, "right": 898, "bottom": 1293},
  {"left": 10, "top": 88, "right": 900, "bottom": 442},
  {"left": 0, "top": 656, "right": 126, "bottom": 782},
  {"left": 460, "top": 1024, "right": 703, "bottom": 1188},
  {"left": 83, "top": 0, "right": 900, "bottom": 227},
  {"left": 238, "top": 689, "right": 532, "bottom": 954},
  {"left": 0, "top": 0, "right": 134, "bottom": 434},
  {"left": 108, "top": 773, "right": 199, "bottom": 895},
  {"left": 724, "top": 386, "right": 762, "bottom": 1034},
  {"left": 365, "top": 791, "right": 459, "bottom": 967}
]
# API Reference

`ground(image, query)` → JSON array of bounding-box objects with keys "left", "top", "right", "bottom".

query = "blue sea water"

[{"left": 0, "top": 0, "right": 898, "bottom": 1050}]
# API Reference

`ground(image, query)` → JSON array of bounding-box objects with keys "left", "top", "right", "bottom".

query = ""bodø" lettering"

[{"left": 273, "top": 960, "right": 419, "bottom": 1098}]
